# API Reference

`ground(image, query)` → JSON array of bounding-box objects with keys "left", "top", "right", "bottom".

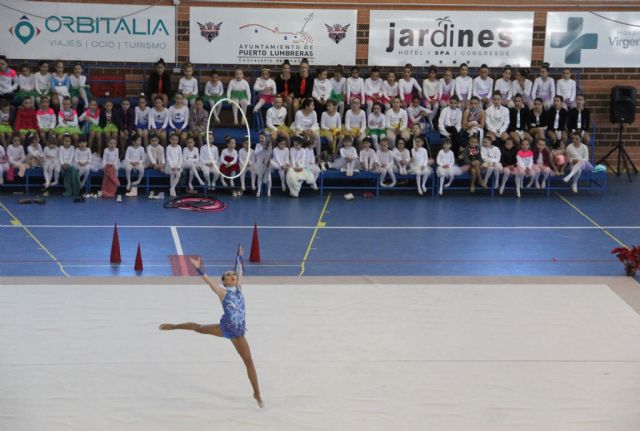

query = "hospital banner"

[
  {"left": 545, "top": 12, "right": 640, "bottom": 68},
  {"left": 189, "top": 7, "right": 357, "bottom": 65},
  {"left": 0, "top": 1, "right": 175, "bottom": 62},
  {"left": 368, "top": 11, "right": 534, "bottom": 67}
]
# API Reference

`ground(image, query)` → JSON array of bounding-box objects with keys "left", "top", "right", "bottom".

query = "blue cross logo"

[{"left": 550, "top": 17, "right": 598, "bottom": 64}]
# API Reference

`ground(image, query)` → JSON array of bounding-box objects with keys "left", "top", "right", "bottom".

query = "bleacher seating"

[
  {"left": 1, "top": 63, "right": 608, "bottom": 198},
  {"left": 1, "top": 164, "right": 605, "bottom": 197}
]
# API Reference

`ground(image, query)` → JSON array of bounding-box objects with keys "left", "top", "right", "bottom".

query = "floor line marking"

[
  {"left": 555, "top": 192, "right": 628, "bottom": 248},
  {"left": 2, "top": 359, "right": 638, "bottom": 367},
  {"left": 0, "top": 258, "right": 618, "bottom": 265},
  {"left": 60, "top": 264, "right": 300, "bottom": 268},
  {"left": 0, "top": 202, "right": 70, "bottom": 277},
  {"left": 2, "top": 225, "right": 640, "bottom": 230},
  {"left": 299, "top": 193, "right": 331, "bottom": 277},
  {"left": 170, "top": 226, "right": 184, "bottom": 255},
  {"left": 169, "top": 226, "right": 191, "bottom": 276}
]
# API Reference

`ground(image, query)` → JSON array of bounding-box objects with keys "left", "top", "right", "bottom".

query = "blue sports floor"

[{"left": 0, "top": 174, "right": 639, "bottom": 278}]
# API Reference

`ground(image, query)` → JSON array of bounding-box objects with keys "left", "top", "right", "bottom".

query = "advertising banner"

[
  {"left": 545, "top": 12, "right": 640, "bottom": 67},
  {"left": 189, "top": 7, "right": 357, "bottom": 65},
  {"left": 368, "top": 11, "right": 534, "bottom": 67},
  {"left": 0, "top": 0, "right": 175, "bottom": 62}
]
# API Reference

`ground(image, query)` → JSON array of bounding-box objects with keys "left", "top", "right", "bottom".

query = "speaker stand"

[{"left": 597, "top": 123, "right": 638, "bottom": 182}]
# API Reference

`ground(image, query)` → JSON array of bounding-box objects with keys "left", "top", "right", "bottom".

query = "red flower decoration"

[{"left": 611, "top": 245, "right": 640, "bottom": 276}]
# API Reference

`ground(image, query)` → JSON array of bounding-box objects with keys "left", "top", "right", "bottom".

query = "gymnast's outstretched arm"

[
  {"left": 236, "top": 245, "right": 244, "bottom": 290},
  {"left": 189, "top": 256, "right": 226, "bottom": 302}
]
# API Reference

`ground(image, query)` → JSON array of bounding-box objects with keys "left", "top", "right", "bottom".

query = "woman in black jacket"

[
  {"left": 294, "top": 58, "right": 313, "bottom": 99},
  {"left": 275, "top": 60, "right": 296, "bottom": 123},
  {"left": 567, "top": 94, "right": 591, "bottom": 145},
  {"left": 147, "top": 59, "right": 172, "bottom": 106},
  {"left": 291, "top": 58, "right": 313, "bottom": 119},
  {"left": 115, "top": 98, "right": 136, "bottom": 150}
]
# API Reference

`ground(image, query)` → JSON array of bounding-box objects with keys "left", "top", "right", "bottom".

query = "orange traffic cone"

[
  {"left": 110, "top": 224, "right": 121, "bottom": 264},
  {"left": 134, "top": 242, "right": 143, "bottom": 271},
  {"left": 249, "top": 223, "right": 261, "bottom": 263}
]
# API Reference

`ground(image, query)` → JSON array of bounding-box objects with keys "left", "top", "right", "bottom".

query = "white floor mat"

[{"left": 1, "top": 283, "right": 640, "bottom": 431}]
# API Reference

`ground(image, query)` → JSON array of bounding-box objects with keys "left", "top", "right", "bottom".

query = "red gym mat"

[{"left": 169, "top": 255, "right": 201, "bottom": 276}]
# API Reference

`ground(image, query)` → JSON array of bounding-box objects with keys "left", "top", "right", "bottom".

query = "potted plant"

[{"left": 611, "top": 246, "right": 640, "bottom": 277}]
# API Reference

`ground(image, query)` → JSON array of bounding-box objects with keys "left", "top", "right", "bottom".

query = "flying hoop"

[{"left": 206, "top": 98, "right": 252, "bottom": 180}]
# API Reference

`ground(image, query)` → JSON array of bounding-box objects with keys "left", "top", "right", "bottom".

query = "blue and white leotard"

[{"left": 219, "top": 286, "right": 246, "bottom": 339}]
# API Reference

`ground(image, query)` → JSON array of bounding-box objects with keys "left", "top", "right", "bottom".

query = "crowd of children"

[{"left": 0, "top": 55, "right": 596, "bottom": 197}]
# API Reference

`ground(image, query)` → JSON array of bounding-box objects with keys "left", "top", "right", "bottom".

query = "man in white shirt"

[{"left": 484, "top": 92, "right": 510, "bottom": 143}]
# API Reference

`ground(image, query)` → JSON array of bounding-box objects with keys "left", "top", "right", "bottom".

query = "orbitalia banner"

[{"left": 0, "top": 0, "right": 175, "bottom": 62}]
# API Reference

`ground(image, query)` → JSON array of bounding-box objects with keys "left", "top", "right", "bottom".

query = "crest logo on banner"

[
  {"left": 325, "top": 23, "right": 350, "bottom": 44},
  {"left": 550, "top": 17, "right": 598, "bottom": 64},
  {"left": 8, "top": 15, "right": 41, "bottom": 45},
  {"left": 198, "top": 21, "right": 222, "bottom": 42}
]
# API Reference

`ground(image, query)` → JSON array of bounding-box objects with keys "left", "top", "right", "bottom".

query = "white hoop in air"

[{"left": 206, "top": 97, "right": 252, "bottom": 180}]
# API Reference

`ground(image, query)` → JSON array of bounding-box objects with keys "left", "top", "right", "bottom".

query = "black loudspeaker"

[{"left": 610, "top": 86, "right": 636, "bottom": 124}]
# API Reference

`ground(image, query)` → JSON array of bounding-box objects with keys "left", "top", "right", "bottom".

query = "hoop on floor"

[
  {"left": 163, "top": 195, "right": 227, "bottom": 212},
  {"left": 206, "top": 98, "right": 252, "bottom": 181}
]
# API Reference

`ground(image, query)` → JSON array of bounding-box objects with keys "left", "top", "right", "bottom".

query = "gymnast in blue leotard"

[{"left": 159, "top": 246, "right": 263, "bottom": 408}]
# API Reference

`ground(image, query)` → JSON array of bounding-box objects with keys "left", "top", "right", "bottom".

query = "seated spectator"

[{"left": 147, "top": 59, "right": 172, "bottom": 107}]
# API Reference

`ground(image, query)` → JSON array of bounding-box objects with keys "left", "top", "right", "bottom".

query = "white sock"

[{"left": 500, "top": 173, "right": 509, "bottom": 190}]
